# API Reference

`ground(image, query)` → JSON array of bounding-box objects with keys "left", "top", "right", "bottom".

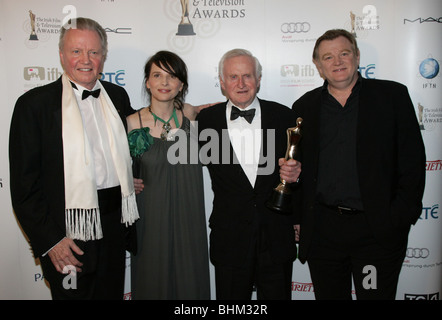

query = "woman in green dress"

[{"left": 127, "top": 51, "right": 210, "bottom": 299}]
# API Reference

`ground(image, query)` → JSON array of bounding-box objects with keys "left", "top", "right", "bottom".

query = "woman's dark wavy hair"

[{"left": 144, "top": 50, "right": 188, "bottom": 110}]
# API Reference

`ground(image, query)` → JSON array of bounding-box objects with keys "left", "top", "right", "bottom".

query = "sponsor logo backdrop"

[{"left": 0, "top": 0, "right": 440, "bottom": 300}]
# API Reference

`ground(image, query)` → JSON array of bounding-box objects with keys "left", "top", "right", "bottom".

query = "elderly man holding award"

[{"left": 197, "top": 48, "right": 301, "bottom": 300}]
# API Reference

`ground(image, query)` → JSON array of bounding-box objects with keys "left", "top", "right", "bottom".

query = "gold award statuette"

[
  {"left": 266, "top": 117, "right": 303, "bottom": 214},
  {"left": 29, "top": 10, "right": 38, "bottom": 40},
  {"left": 176, "top": 0, "right": 196, "bottom": 36}
]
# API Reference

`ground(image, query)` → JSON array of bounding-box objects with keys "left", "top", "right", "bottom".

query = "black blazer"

[
  {"left": 9, "top": 77, "right": 135, "bottom": 258},
  {"left": 197, "top": 99, "right": 299, "bottom": 267},
  {"left": 291, "top": 78, "right": 426, "bottom": 263}
]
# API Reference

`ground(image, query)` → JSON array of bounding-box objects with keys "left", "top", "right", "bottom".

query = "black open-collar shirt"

[{"left": 316, "top": 73, "right": 364, "bottom": 210}]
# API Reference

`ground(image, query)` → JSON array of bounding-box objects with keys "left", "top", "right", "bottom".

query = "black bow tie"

[
  {"left": 82, "top": 89, "right": 101, "bottom": 100},
  {"left": 70, "top": 81, "right": 101, "bottom": 100},
  {"left": 230, "top": 106, "right": 256, "bottom": 124}
]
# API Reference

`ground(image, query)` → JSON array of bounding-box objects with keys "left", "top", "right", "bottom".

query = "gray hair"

[
  {"left": 218, "top": 48, "right": 262, "bottom": 81},
  {"left": 59, "top": 17, "right": 108, "bottom": 60}
]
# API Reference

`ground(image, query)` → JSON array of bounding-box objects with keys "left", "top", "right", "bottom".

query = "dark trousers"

[
  {"left": 214, "top": 236, "right": 293, "bottom": 300},
  {"left": 307, "top": 204, "right": 406, "bottom": 300},
  {"left": 40, "top": 186, "right": 126, "bottom": 300}
]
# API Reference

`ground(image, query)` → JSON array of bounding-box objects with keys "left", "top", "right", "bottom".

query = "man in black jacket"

[
  {"left": 9, "top": 18, "right": 138, "bottom": 299},
  {"left": 197, "top": 49, "right": 301, "bottom": 299},
  {"left": 292, "top": 29, "right": 426, "bottom": 299}
]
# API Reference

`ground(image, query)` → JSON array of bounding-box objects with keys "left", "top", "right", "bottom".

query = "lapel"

[
  {"left": 311, "top": 93, "right": 322, "bottom": 156},
  {"left": 100, "top": 80, "right": 129, "bottom": 129},
  {"left": 303, "top": 91, "right": 322, "bottom": 178},
  {"left": 52, "top": 77, "right": 64, "bottom": 131},
  {"left": 355, "top": 78, "right": 372, "bottom": 145},
  {"left": 355, "top": 78, "right": 374, "bottom": 172},
  {"left": 254, "top": 99, "right": 273, "bottom": 190}
]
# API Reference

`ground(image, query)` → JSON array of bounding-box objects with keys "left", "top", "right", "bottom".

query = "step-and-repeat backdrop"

[{"left": 0, "top": 0, "right": 440, "bottom": 300}]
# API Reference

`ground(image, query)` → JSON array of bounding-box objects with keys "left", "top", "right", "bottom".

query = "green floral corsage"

[{"left": 128, "top": 127, "right": 154, "bottom": 158}]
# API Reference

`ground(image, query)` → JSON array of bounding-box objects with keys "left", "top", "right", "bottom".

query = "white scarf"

[{"left": 61, "top": 74, "right": 139, "bottom": 241}]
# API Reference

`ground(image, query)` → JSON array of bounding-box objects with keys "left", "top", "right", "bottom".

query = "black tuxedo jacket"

[
  {"left": 291, "top": 78, "right": 426, "bottom": 263},
  {"left": 9, "top": 76, "right": 135, "bottom": 258},
  {"left": 197, "top": 99, "right": 298, "bottom": 268}
]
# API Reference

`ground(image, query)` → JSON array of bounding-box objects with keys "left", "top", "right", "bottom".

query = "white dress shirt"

[
  {"left": 226, "top": 97, "right": 262, "bottom": 187},
  {"left": 72, "top": 81, "right": 119, "bottom": 190}
]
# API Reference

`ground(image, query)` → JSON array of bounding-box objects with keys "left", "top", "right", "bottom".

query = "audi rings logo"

[
  {"left": 406, "top": 248, "right": 430, "bottom": 259},
  {"left": 281, "top": 22, "right": 311, "bottom": 33}
]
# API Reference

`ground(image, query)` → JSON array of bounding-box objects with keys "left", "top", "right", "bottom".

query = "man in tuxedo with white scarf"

[{"left": 9, "top": 17, "right": 139, "bottom": 299}]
